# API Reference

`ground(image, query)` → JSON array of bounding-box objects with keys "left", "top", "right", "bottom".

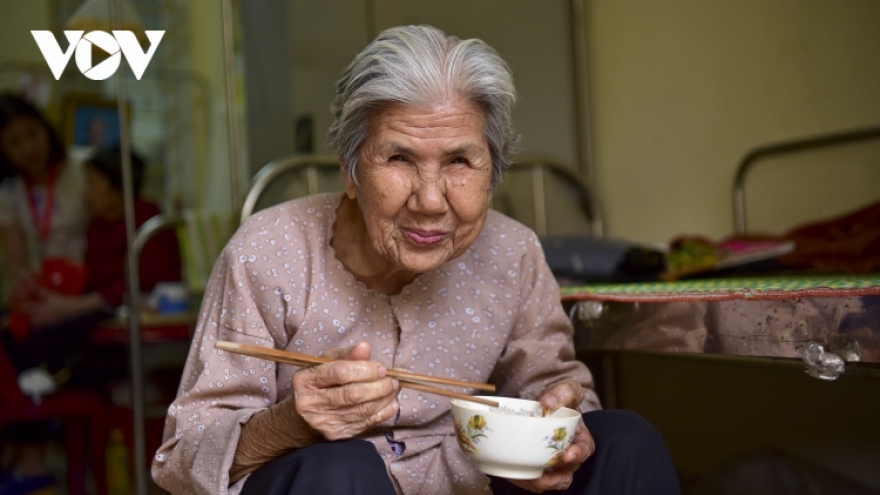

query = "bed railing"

[
  {"left": 240, "top": 154, "right": 340, "bottom": 223},
  {"left": 504, "top": 157, "right": 604, "bottom": 238},
  {"left": 733, "top": 124, "right": 880, "bottom": 234}
]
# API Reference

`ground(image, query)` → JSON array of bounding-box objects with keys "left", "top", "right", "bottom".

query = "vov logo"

[{"left": 32, "top": 30, "right": 165, "bottom": 81}]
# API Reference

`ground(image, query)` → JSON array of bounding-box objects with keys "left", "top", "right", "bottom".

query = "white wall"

[{"left": 586, "top": 0, "right": 880, "bottom": 243}]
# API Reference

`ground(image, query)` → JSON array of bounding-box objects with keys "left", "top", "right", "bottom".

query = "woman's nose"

[{"left": 409, "top": 176, "right": 448, "bottom": 215}]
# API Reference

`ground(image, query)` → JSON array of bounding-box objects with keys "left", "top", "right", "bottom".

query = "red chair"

[{"left": 0, "top": 347, "right": 108, "bottom": 495}]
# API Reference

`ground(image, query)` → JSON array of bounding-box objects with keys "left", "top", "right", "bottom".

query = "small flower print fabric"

[{"left": 152, "top": 194, "right": 599, "bottom": 495}]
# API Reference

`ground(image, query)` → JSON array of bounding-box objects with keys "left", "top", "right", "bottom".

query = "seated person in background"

[
  {"left": 0, "top": 146, "right": 181, "bottom": 492},
  {"left": 0, "top": 93, "right": 90, "bottom": 494},
  {"left": 153, "top": 25, "right": 680, "bottom": 495},
  {"left": 0, "top": 92, "right": 89, "bottom": 309},
  {"left": 81, "top": 145, "right": 182, "bottom": 313},
  {"left": 4, "top": 144, "right": 182, "bottom": 373},
  {"left": 1, "top": 145, "right": 181, "bottom": 491}
]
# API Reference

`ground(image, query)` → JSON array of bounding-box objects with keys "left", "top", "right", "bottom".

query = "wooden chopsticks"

[{"left": 214, "top": 341, "right": 499, "bottom": 407}]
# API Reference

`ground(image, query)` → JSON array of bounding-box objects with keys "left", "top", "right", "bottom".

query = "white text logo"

[{"left": 31, "top": 30, "right": 165, "bottom": 80}]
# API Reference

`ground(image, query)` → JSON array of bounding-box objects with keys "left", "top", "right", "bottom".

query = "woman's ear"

[{"left": 340, "top": 158, "right": 357, "bottom": 199}]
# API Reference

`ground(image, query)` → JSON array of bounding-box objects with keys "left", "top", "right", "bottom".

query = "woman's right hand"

[
  {"left": 230, "top": 341, "right": 400, "bottom": 482},
  {"left": 291, "top": 341, "right": 400, "bottom": 440}
]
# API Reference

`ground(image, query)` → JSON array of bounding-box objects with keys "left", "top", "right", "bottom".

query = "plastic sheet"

[{"left": 572, "top": 296, "right": 880, "bottom": 370}]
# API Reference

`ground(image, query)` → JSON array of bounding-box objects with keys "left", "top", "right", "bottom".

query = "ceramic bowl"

[{"left": 450, "top": 396, "right": 582, "bottom": 479}]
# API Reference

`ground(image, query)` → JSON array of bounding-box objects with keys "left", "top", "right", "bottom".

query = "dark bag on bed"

[{"left": 540, "top": 235, "right": 665, "bottom": 283}]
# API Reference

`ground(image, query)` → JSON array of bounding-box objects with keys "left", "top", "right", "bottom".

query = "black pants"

[
  {"left": 240, "top": 410, "right": 681, "bottom": 495},
  {"left": 491, "top": 409, "right": 681, "bottom": 495},
  {"left": 241, "top": 439, "right": 397, "bottom": 495}
]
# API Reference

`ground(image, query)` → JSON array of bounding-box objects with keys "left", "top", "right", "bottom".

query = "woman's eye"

[
  {"left": 389, "top": 155, "right": 407, "bottom": 162},
  {"left": 449, "top": 157, "right": 468, "bottom": 165}
]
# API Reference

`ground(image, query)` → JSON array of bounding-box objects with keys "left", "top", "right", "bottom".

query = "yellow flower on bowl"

[{"left": 455, "top": 415, "right": 490, "bottom": 456}]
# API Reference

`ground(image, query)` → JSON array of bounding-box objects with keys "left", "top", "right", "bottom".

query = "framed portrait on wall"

[{"left": 62, "top": 93, "right": 130, "bottom": 151}]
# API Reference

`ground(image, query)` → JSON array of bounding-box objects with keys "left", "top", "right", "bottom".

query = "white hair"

[{"left": 327, "top": 25, "right": 519, "bottom": 187}]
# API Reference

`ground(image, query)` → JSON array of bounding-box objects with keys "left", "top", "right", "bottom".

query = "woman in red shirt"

[{"left": 10, "top": 145, "right": 181, "bottom": 370}]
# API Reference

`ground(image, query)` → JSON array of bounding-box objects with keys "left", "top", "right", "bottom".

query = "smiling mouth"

[{"left": 404, "top": 228, "right": 447, "bottom": 246}]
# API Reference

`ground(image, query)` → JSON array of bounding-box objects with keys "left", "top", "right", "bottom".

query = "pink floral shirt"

[{"left": 152, "top": 194, "right": 600, "bottom": 495}]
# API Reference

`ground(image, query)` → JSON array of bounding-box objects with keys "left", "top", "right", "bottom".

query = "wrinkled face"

[
  {"left": 346, "top": 99, "right": 494, "bottom": 274},
  {"left": 0, "top": 116, "right": 51, "bottom": 176}
]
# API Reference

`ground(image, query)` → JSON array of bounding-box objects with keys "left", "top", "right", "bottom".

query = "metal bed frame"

[
  {"left": 240, "top": 154, "right": 341, "bottom": 223},
  {"left": 500, "top": 156, "right": 603, "bottom": 238},
  {"left": 122, "top": 212, "right": 183, "bottom": 489},
  {"left": 732, "top": 124, "right": 880, "bottom": 234}
]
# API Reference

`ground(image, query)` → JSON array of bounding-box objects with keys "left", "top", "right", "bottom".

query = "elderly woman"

[{"left": 153, "top": 25, "right": 680, "bottom": 495}]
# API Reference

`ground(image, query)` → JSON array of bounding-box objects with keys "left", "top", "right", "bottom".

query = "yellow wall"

[
  {"left": 0, "top": 0, "right": 50, "bottom": 65},
  {"left": 5, "top": 1, "right": 879, "bottom": 241},
  {"left": 0, "top": 0, "right": 54, "bottom": 109},
  {"left": 586, "top": 0, "right": 880, "bottom": 243}
]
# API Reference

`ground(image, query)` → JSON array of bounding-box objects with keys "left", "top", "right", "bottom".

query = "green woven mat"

[{"left": 560, "top": 274, "right": 880, "bottom": 302}]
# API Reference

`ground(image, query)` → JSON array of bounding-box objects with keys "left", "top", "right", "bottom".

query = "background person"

[
  {"left": 4, "top": 144, "right": 182, "bottom": 379},
  {"left": 0, "top": 92, "right": 89, "bottom": 495},
  {"left": 0, "top": 145, "right": 181, "bottom": 494},
  {"left": 0, "top": 92, "right": 88, "bottom": 288}
]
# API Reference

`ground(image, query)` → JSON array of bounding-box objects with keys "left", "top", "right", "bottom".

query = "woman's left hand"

[{"left": 506, "top": 382, "right": 595, "bottom": 493}]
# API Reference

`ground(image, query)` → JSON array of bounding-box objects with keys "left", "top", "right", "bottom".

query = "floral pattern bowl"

[{"left": 450, "top": 396, "right": 582, "bottom": 479}]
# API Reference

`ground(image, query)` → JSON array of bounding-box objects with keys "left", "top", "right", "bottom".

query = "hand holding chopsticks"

[{"left": 214, "top": 341, "right": 499, "bottom": 407}]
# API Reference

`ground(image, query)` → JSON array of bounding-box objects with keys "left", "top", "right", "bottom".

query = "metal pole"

[
  {"left": 110, "top": 0, "right": 148, "bottom": 493},
  {"left": 221, "top": 0, "right": 244, "bottom": 209},
  {"left": 569, "top": 0, "right": 595, "bottom": 183},
  {"left": 532, "top": 166, "right": 547, "bottom": 237}
]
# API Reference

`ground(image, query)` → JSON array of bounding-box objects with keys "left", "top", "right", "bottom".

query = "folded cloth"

[{"left": 17, "top": 368, "right": 57, "bottom": 404}]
